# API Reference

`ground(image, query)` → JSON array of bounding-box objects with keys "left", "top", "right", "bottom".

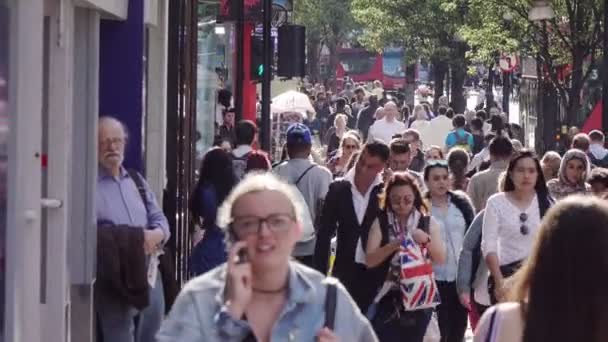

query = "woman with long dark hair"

[
  {"left": 481, "top": 150, "right": 553, "bottom": 305},
  {"left": 189, "top": 147, "right": 237, "bottom": 276},
  {"left": 365, "top": 172, "right": 445, "bottom": 342},
  {"left": 424, "top": 161, "right": 476, "bottom": 342},
  {"left": 475, "top": 196, "right": 608, "bottom": 342},
  {"left": 447, "top": 147, "right": 470, "bottom": 191}
]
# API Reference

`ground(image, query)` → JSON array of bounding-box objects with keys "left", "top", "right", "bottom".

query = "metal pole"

[
  {"left": 603, "top": 4, "right": 608, "bottom": 134},
  {"left": 260, "top": 0, "right": 272, "bottom": 151},
  {"left": 235, "top": 0, "right": 245, "bottom": 121},
  {"left": 502, "top": 71, "right": 510, "bottom": 117}
]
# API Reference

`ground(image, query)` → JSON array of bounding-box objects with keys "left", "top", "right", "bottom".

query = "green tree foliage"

[
  {"left": 351, "top": 0, "right": 471, "bottom": 112},
  {"left": 460, "top": 0, "right": 605, "bottom": 124},
  {"left": 294, "top": 0, "right": 356, "bottom": 82}
]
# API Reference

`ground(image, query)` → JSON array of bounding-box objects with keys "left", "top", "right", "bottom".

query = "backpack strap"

[
  {"left": 324, "top": 277, "right": 338, "bottom": 330},
  {"left": 417, "top": 215, "right": 430, "bottom": 234},
  {"left": 295, "top": 164, "right": 317, "bottom": 186},
  {"left": 128, "top": 169, "right": 148, "bottom": 214},
  {"left": 538, "top": 192, "right": 554, "bottom": 218},
  {"left": 485, "top": 308, "right": 498, "bottom": 342}
]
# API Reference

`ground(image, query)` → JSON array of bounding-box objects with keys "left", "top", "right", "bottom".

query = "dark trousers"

[
  {"left": 436, "top": 281, "right": 468, "bottom": 342},
  {"left": 337, "top": 263, "right": 382, "bottom": 314},
  {"left": 372, "top": 292, "right": 432, "bottom": 342}
]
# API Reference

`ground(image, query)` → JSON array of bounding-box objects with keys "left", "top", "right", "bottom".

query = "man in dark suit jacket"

[{"left": 314, "top": 141, "right": 390, "bottom": 312}]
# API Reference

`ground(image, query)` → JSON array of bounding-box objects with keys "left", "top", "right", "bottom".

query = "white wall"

[
  {"left": 145, "top": 0, "right": 168, "bottom": 202},
  {"left": 74, "top": 0, "right": 127, "bottom": 19}
]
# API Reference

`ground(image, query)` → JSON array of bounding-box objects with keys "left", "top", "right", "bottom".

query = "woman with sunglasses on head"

[
  {"left": 425, "top": 146, "right": 444, "bottom": 162},
  {"left": 481, "top": 150, "right": 553, "bottom": 306},
  {"left": 327, "top": 131, "right": 361, "bottom": 178},
  {"left": 365, "top": 172, "right": 445, "bottom": 342},
  {"left": 158, "top": 173, "right": 377, "bottom": 342},
  {"left": 475, "top": 196, "right": 608, "bottom": 342},
  {"left": 546, "top": 148, "right": 591, "bottom": 200},
  {"left": 424, "top": 160, "right": 476, "bottom": 342}
]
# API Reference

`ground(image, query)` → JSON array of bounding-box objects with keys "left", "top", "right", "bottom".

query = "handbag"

[{"left": 394, "top": 212, "right": 441, "bottom": 311}]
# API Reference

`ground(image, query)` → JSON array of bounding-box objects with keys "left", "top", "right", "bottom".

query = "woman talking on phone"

[{"left": 157, "top": 173, "right": 377, "bottom": 342}]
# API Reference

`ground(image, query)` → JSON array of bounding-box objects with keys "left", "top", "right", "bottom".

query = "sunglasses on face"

[
  {"left": 520, "top": 212, "right": 529, "bottom": 235},
  {"left": 426, "top": 159, "right": 448, "bottom": 166}
]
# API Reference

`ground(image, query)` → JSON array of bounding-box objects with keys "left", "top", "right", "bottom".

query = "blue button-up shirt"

[
  {"left": 432, "top": 199, "right": 466, "bottom": 282},
  {"left": 156, "top": 262, "right": 378, "bottom": 342},
  {"left": 97, "top": 166, "right": 170, "bottom": 242}
]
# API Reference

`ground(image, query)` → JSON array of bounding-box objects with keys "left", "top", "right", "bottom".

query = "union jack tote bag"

[{"left": 399, "top": 234, "right": 441, "bottom": 311}]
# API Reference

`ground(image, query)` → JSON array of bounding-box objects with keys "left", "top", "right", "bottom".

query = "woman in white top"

[
  {"left": 481, "top": 150, "right": 552, "bottom": 304},
  {"left": 475, "top": 196, "right": 608, "bottom": 342}
]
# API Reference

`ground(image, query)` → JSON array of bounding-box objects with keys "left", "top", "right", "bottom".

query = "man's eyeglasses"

[
  {"left": 230, "top": 213, "right": 295, "bottom": 237},
  {"left": 101, "top": 137, "right": 125, "bottom": 147},
  {"left": 520, "top": 212, "right": 529, "bottom": 235},
  {"left": 343, "top": 144, "right": 358, "bottom": 150}
]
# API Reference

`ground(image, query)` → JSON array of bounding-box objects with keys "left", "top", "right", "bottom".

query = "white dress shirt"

[
  {"left": 367, "top": 118, "right": 406, "bottom": 144},
  {"left": 343, "top": 168, "right": 383, "bottom": 263}
]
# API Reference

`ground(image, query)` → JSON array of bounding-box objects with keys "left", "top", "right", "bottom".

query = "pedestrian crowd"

[{"left": 96, "top": 82, "right": 608, "bottom": 342}]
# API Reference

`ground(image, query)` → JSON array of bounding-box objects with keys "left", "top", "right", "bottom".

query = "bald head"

[
  {"left": 98, "top": 116, "right": 128, "bottom": 175},
  {"left": 383, "top": 101, "right": 398, "bottom": 121}
]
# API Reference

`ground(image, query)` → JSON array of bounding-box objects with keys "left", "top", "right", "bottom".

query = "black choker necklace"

[{"left": 252, "top": 284, "right": 288, "bottom": 294}]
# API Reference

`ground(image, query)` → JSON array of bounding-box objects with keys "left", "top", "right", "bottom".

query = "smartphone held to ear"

[{"left": 237, "top": 248, "right": 249, "bottom": 264}]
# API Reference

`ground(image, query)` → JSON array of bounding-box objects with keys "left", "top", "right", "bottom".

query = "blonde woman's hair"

[
  {"left": 340, "top": 131, "right": 361, "bottom": 148},
  {"left": 217, "top": 173, "right": 305, "bottom": 235}
]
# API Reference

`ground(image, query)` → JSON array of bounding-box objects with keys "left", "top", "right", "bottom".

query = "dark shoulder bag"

[
  {"left": 324, "top": 277, "right": 338, "bottom": 330},
  {"left": 127, "top": 169, "right": 179, "bottom": 314}
]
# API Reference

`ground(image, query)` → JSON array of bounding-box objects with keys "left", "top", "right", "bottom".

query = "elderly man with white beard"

[{"left": 96, "top": 116, "right": 170, "bottom": 342}]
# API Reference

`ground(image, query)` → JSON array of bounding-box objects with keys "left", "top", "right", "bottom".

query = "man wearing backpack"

[
  {"left": 588, "top": 130, "right": 608, "bottom": 168},
  {"left": 445, "top": 114, "right": 474, "bottom": 153},
  {"left": 273, "top": 123, "right": 332, "bottom": 267},
  {"left": 232, "top": 120, "right": 257, "bottom": 181}
]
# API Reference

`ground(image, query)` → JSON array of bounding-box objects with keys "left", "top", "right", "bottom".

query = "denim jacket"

[{"left": 156, "top": 261, "right": 378, "bottom": 342}]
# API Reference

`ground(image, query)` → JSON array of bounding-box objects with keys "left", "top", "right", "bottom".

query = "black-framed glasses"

[
  {"left": 519, "top": 212, "right": 529, "bottom": 235},
  {"left": 230, "top": 213, "right": 295, "bottom": 237}
]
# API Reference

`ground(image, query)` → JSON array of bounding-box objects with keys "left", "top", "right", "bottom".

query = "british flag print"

[{"left": 399, "top": 237, "right": 441, "bottom": 311}]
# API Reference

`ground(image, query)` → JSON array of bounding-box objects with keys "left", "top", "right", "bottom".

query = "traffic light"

[
  {"left": 250, "top": 35, "right": 265, "bottom": 82},
  {"left": 277, "top": 25, "right": 306, "bottom": 78}
]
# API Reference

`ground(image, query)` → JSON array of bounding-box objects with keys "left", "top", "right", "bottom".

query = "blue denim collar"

[{"left": 214, "top": 262, "right": 316, "bottom": 307}]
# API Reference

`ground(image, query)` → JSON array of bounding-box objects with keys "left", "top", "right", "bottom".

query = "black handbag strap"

[
  {"left": 485, "top": 307, "right": 498, "bottom": 342},
  {"left": 295, "top": 164, "right": 317, "bottom": 186},
  {"left": 324, "top": 277, "right": 338, "bottom": 330},
  {"left": 128, "top": 169, "right": 148, "bottom": 213}
]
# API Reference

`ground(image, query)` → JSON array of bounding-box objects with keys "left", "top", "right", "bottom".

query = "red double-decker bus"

[{"left": 335, "top": 47, "right": 406, "bottom": 91}]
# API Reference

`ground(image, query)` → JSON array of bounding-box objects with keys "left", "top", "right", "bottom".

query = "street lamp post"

[
  {"left": 234, "top": 0, "right": 245, "bottom": 121},
  {"left": 260, "top": 0, "right": 272, "bottom": 151},
  {"left": 529, "top": 0, "right": 555, "bottom": 153},
  {"left": 502, "top": 12, "right": 514, "bottom": 116},
  {"left": 603, "top": 4, "right": 608, "bottom": 135}
]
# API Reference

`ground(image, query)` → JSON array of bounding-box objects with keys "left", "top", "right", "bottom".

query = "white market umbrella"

[{"left": 272, "top": 90, "right": 315, "bottom": 114}]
